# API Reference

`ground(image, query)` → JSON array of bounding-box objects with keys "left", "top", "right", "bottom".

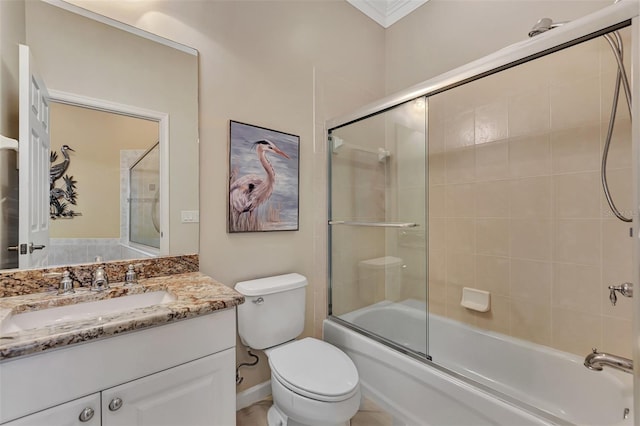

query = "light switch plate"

[{"left": 181, "top": 210, "right": 199, "bottom": 223}]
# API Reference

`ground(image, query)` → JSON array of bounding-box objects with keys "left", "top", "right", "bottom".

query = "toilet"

[{"left": 235, "top": 273, "right": 361, "bottom": 426}]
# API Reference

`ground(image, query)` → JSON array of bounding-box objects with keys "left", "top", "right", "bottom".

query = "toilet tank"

[{"left": 235, "top": 273, "right": 307, "bottom": 350}]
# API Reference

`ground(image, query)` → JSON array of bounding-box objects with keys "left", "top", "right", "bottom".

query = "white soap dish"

[{"left": 460, "top": 287, "right": 490, "bottom": 312}]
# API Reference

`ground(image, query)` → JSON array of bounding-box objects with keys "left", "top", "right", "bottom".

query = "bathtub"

[{"left": 325, "top": 300, "right": 633, "bottom": 426}]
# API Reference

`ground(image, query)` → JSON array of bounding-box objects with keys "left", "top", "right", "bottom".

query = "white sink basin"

[{"left": 1, "top": 291, "right": 176, "bottom": 334}]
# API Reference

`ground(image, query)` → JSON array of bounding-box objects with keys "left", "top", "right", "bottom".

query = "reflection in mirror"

[
  {"left": 0, "top": 0, "right": 199, "bottom": 270},
  {"left": 48, "top": 103, "right": 160, "bottom": 266}
]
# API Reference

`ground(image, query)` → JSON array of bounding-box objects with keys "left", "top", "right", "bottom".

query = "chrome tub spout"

[{"left": 585, "top": 348, "right": 633, "bottom": 374}]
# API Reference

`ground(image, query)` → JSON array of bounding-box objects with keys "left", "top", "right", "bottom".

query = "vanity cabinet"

[
  {"left": 3, "top": 394, "right": 100, "bottom": 426},
  {"left": 0, "top": 309, "right": 237, "bottom": 425},
  {"left": 102, "top": 349, "right": 234, "bottom": 426}
]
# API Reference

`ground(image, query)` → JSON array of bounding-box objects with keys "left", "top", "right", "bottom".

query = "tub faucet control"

[
  {"left": 608, "top": 282, "right": 632, "bottom": 305},
  {"left": 584, "top": 348, "right": 633, "bottom": 374}
]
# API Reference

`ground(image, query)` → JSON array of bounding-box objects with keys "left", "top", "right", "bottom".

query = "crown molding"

[{"left": 347, "top": 0, "right": 429, "bottom": 28}]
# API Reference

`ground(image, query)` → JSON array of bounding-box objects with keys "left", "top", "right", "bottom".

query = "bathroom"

[{"left": 0, "top": 0, "right": 638, "bottom": 425}]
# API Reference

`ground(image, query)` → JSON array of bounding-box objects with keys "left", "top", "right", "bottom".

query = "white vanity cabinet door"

[
  {"left": 3, "top": 393, "right": 100, "bottom": 426},
  {"left": 101, "top": 348, "right": 235, "bottom": 426}
]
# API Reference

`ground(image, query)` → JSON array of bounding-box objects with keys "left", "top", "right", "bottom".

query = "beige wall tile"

[
  {"left": 446, "top": 218, "right": 475, "bottom": 254},
  {"left": 429, "top": 185, "right": 445, "bottom": 218},
  {"left": 476, "top": 218, "right": 509, "bottom": 256},
  {"left": 510, "top": 177, "right": 552, "bottom": 218},
  {"left": 475, "top": 255, "right": 509, "bottom": 296},
  {"left": 445, "top": 183, "right": 475, "bottom": 218},
  {"left": 475, "top": 100, "right": 508, "bottom": 144},
  {"left": 475, "top": 141, "right": 509, "bottom": 181},
  {"left": 551, "top": 307, "right": 602, "bottom": 355},
  {"left": 602, "top": 218, "right": 633, "bottom": 271},
  {"left": 552, "top": 263, "right": 601, "bottom": 314},
  {"left": 550, "top": 76, "right": 600, "bottom": 131},
  {"left": 511, "top": 300, "right": 551, "bottom": 345},
  {"left": 429, "top": 152, "right": 445, "bottom": 185},
  {"left": 510, "top": 219, "right": 552, "bottom": 261},
  {"left": 446, "top": 252, "right": 475, "bottom": 288},
  {"left": 553, "top": 219, "right": 601, "bottom": 265},
  {"left": 508, "top": 89, "right": 550, "bottom": 138},
  {"left": 429, "top": 218, "right": 446, "bottom": 252},
  {"left": 549, "top": 37, "right": 600, "bottom": 85},
  {"left": 553, "top": 172, "right": 600, "bottom": 218},
  {"left": 511, "top": 259, "right": 552, "bottom": 303},
  {"left": 551, "top": 125, "right": 601, "bottom": 174},
  {"left": 475, "top": 295, "right": 510, "bottom": 334},
  {"left": 475, "top": 180, "right": 509, "bottom": 218},
  {"left": 444, "top": 110, "right": 475, "bottom": 151},
  {"left": 445, "top": 147, "right": 475, "bottom": 184},
  {"left": 602, "top": 316, "right": 632, "bottom": 358},
  {"left": 508, "top": 133, "right": 551, "bottom": 178}
]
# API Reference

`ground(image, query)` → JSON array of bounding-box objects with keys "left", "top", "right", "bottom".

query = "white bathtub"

[{"left": 326, "top": 300, "right": 633, "bottom": 426}]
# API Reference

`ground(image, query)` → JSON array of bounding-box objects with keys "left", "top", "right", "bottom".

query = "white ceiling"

[{"left": 347, "top": 0, "right": 429, "bottom": 28}]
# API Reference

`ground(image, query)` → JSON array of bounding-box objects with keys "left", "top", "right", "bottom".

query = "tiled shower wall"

[{"left": 427, "top": 28, "right": 633, "bottom": 357}]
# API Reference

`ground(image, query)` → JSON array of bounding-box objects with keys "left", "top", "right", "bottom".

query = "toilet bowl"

[
  {"left": 265, "top": 338, "right": 361, "bottom": 426},
  {"left": 234, "top": 274, "right": 361, "bottom": 426}
]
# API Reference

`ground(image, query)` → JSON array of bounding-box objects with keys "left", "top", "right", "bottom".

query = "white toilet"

[{"left": 235, "top": 273, "right": 361, "bottom": 426}]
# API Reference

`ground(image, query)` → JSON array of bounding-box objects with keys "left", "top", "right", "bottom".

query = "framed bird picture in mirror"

[{"left": 228, "top": 120, "right": 300, "bottom": 233}]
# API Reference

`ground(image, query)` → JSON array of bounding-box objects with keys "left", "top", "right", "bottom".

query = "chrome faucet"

[
  {"left": 91, "top": 265, "right": 109, "bottom": 291},
  {"left": 584, "top": 348, "right": 633, "bottom": 374}
]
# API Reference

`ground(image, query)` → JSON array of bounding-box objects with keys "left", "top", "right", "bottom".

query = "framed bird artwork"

[{"left": 228, "top": 121, "right": 300, "bottom": 233}]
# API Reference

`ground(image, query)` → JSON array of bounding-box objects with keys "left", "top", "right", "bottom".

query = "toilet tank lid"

[{"left": 235, "top": 273, "right": 307, "bottom": 296}]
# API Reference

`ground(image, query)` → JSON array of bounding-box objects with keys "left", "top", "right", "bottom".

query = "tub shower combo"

[{"left": 325, "top": 2, "right": 638, "bottom": 425}]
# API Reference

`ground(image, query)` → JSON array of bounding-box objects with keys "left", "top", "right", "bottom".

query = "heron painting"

[{"left": 229, "top": 121, "right": 299, "bottom": 233}]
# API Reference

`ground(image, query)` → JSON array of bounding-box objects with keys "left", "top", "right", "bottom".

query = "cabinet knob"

[
  {"left": 109, "top": 397, "right": 123, "bottom": 411},
  {"left": 78, "top": 407, "right": 94, "bottom": 422}
]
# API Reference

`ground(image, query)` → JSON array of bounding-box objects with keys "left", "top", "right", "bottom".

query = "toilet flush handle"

[{"left": 253, "top": 297, "right": 264, "bottom": 305}]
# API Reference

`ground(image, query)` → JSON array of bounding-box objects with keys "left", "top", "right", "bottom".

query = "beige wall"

[
  {"left": 385, "top": 0, "right": 612, "bottom": 94},
  {"left": 427, "top": 28, "right": 633, "bottom": 358},
  {"left": 65, "top": 0, "right": 387, "bottom": 392},
  {"left": 49, "top": 103, "right": 158, "bottom": 239},
  {"left": 25, "top": 0, "right": 198, "bottom": 255}
]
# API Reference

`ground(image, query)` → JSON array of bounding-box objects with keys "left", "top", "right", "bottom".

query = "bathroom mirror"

[{"left": 2, "top": 0, "right": 199, "bottom": 270}]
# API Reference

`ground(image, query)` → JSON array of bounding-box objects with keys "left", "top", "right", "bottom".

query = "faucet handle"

[
  {"left": 125, "top": 264, "right": 138, "bottom": 285},
  {"left": 57, "top": 271, "right": 75, "bottom": 295},
  {"left": 608, "top": 283, "right": 633, "bottom": 306}
]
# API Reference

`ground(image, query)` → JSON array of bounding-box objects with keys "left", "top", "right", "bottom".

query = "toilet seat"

[{"left": 268, "top": 337, "right": 359, "bottom": 402}]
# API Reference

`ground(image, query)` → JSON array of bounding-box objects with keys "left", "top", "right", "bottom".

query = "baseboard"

[{"left": 236, "top": 380, "right": 272, "bottom": 411}]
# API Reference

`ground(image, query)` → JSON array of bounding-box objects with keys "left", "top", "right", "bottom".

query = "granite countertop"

[{"left": 0, "top": 272, "right": 244, "bottom": 360}]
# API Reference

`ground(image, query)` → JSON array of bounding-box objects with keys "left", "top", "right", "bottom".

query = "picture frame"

[{"left": 228, "top": 120, "right": 300, "bottom": 233}]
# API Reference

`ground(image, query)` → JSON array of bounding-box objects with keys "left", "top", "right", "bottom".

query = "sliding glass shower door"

[{"left": 328, "top": 99, "right": 428, "bottom": 357}]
